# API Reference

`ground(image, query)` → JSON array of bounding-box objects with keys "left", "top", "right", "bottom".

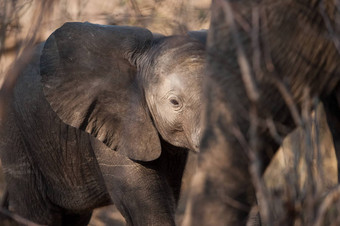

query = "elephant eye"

[
  {"left": 169, "top": 96, "right": 183, "bottom": 110},
  {"left": 170, "top": 99, "right": 179, "bottom": 106}
]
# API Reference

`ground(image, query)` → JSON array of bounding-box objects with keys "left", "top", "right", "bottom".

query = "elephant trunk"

[{"left": 190, "top": 127, "right": 201, "bottom": 152}]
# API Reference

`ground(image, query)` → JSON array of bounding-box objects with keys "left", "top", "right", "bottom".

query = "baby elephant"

[{"left": 0, "top": 22, "right": 206, "bottom": 225}]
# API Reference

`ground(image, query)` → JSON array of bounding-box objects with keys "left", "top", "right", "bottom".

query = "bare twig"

[
  {"left": 219, "top": 0, "right": 259, "bottom": 102},
  {"left": 319, "top": 0, "right": 340, "bottom": 55},
  {"left": 251, "top": 6, "right": 262, "bottom": 80},
  {"left": 265, "top": 118, "right": 284, "bottom": 144},
  {"left": 0, "top": 46, "right": 34, "bottom": 121},
  {"left": 0, "top": 0, "right": 56, "bottom": 121},
  {"left": 128, "top": 0, "right": 143, "bottom": 17},
  {"left": 314, "top": 185, "right": 340, "bottom": 226},
  {"left": 0, "top": 188, "right": 8, "bottom": 209},
  {"left": 0, "top": 208, "right": 43, "bottom": 226},
  {"left": 260, "top": 11, "right": 303, "bottom": 127}
]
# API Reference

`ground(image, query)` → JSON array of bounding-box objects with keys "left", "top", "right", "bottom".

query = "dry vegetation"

[
  {"left": 213, "top": 2, "right": 339, "bottom": 226},
  {"left": 224, "top": 2, "right": 339, "bottom": 225},
  {"left": 0, "top": 0, "right": 338, "bottom": 226},
  {"left": 0, "top": 0, "right": 211, "bottom": 85},
  {"left": 261, "top": 104, "right": 338, "bottom": 226}
]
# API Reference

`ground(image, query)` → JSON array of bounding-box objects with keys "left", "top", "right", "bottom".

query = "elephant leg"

[
  {"left": 188, "top": 131, "right": 254, "bottom": 226},
  {"left": 92, "top": 139, "right": 176, "bottom": 226},
  {"left": 0, "top": 137, "right": 59, "bottom": 225},
  {"left": 2, "top": 131, "right": 93, "bottom": 226},
  {"left": 1, "top": 189, "right": 9, "bottom": 209},
  {"left": 61, "top": 211, "right": 93, "bottom": 226},
  {"left": 185, "top": 127, "right": 279, "bottom": 226},
  {"left": 157, "top": 140, "right": 189, "bottom": 206},
  {"left": 101, "top": 160, "right": 176, "bottom": 226},
  {"left": 321, "top": 86, "right": 340, "bottom": 182}
]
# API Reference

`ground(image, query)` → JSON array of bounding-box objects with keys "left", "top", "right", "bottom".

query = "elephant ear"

[
  {"left": 187, "top": 30, "right": 207, "bottom": 46},
  {"left": 40, "top": 22, "right": 161, "bottom": 161}
]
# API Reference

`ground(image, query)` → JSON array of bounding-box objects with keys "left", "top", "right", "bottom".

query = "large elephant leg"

[
  {"left": 183, "top": 100, "right": 280, "bottom": 226},
  {"left": 322, "top": 85, "right": 340, "bottom": 182},
  {"left": 182, "top": 59, "right": 292, "bottom": 225},
  {"left": 91, "top": 138, "right": 185, "bottom": 226},
  {"left": 186, "top": 131, "right": 254, "bottom": 225}
]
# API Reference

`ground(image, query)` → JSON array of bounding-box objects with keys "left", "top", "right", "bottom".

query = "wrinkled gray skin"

[
  {"left": 184, "top": 0, "right": 340, "bottom": 225},
  {"left": 0, "top": 22, "right": 206, "bottom": 226}
]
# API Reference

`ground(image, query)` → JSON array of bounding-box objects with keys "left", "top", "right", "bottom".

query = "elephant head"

[{"left": 40, "top": 22, "right": 206, "bottom": 161}]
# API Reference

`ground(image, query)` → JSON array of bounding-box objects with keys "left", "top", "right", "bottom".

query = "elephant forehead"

[
  {"left": 157, "top": 71, "right": 202, "bottom": 96},
  {"left": 161, "top": 73, "right": 183, "bottom": 91},
  {"left": 154, "top": 40, "right": 205, "bottom": 70},
  {"left": 158, "top": 56, "right": 204, "bottom": 74}
]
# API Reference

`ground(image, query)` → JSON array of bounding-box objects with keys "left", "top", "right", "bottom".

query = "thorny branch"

[{"left": 314, "top": 185, "right": 340, "bottom": 226}]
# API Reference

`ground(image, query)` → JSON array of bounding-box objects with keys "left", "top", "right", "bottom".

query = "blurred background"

[
  {"left": 0, "top": 0, "right": 337, "bottom": 225},
  {"left": 0, "top": 0, "right": 211, "bottom": 86}
]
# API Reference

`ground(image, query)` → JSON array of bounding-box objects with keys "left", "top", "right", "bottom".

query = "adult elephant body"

[
  {"left": 0, "top": 22, "right": 206, "bottom": 225},
  {"left": 185, "top": 0, "right": 340, "bottom": 225}
]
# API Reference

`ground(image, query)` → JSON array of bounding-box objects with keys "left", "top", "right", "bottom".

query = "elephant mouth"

[
  {"left": 188, "top": 129, "right": 201, "bottom": 153},
  {"left": 186, "top": 135, "right": 200, "bottom": 153},
  {"left": 190, "top": 143, "right": 200, "bottom": 153},
  {"left": 192, "top": 147, "right": 199, "bottom": 153}
]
